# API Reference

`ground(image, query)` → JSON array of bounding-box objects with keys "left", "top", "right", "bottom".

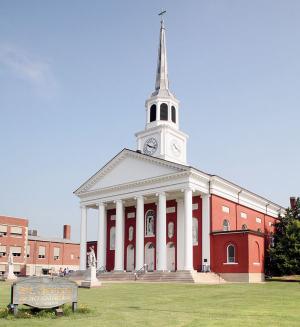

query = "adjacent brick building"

[{"left": 0, "top": 216, "right": 79, "bottom": 276}]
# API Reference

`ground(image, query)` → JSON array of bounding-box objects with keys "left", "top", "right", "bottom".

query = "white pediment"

[{"left": 75, "top": 149, "right": 188, "bottom": 195}]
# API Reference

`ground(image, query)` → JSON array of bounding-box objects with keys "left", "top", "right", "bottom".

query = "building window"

[
  {"left": 26, "top": 245, "right": 30, "bottom": 258},
  {"left": 70, "top": 253, "right": 75, "bottom": 260},
  {"left": 222, "top": 206, "right": 230, "bottom": 213},
  {"left": 10, "top": 246, "right": 22, "bottom": 257},
  {"left": 227, "top": 244, "right": 235, "bottom": 263},
  {"left": 192, "top": 218, "right": 198, "bottom": 245},
  {"left": 53, "top": 247, "right": 60, "bottom": 260},
  {"left": 145, "top": 210, "right": 155, "bottom": 236},
  {"left": 150, "top": 104, "right": 156, "bottom": 122},
  {"left": 270, "top": 234, "right": 275, "bottom": 247},
  {"left": 254, "top": 242, "right": 260, "bottom": 263},
  {"left": 242, "top": 224, "right": 248, "bottom": 230},
  {"left": 160, "top": 103, "right": 168, "bottom": 121},
  {"left": 38, "top": 246, "right": 46, "bottom": 258},
  {"left": 223, "top": 219, "right": 230, "bottom": 231},
  {"left": 110, "top": 227, "right": 116, "bottom": 250},
  {"left": 0, "top": 225, "right": 7, "bottom": 236},
  {"left": 171, "top": 106, "right": 176, "bottom": 123},
  {"left": 241, "top": 212, "right": 247, "bottom": 219},
  {"left": 10, "top": 226, "right": 22, "bottom": 237},
  {"left": 0, "top": 245, "right": 7, "bottom": 257}
]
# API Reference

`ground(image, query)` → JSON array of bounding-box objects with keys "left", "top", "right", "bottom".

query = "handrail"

[
  {"left": 134, "top": 264, "right": 148, "bottom": 280},
  {"left": 201, "top": 264, "right": 211, "bottom": 273},
  {"left": 96, "top": 266, "right": 107, "bottom": 274}
]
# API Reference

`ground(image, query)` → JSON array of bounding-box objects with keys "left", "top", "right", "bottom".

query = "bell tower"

[{"left": 135, "top": 12, "right": 188, "bottom": 165}]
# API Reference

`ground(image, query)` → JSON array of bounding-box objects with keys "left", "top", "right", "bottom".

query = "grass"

[{"left": 0, "top": 280, "right": 299, "bottom": 326}]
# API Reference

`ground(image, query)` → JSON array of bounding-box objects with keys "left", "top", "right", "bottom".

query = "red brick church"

[{"left": 75, "top": 17, "right": 284, "bottom": 282}]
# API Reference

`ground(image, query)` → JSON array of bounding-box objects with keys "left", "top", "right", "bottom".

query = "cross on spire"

[{"left": 158, "top": 9, "right": 166, "bottom": 27}]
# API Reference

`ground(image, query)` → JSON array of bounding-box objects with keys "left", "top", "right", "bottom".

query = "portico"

[{"left": 76, "top": 153, "right": 212, "bottom": 273}]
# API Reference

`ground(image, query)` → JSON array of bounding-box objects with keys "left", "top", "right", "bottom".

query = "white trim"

[{"left": 223, "top": 262, "right": 238, "bottom": 265}]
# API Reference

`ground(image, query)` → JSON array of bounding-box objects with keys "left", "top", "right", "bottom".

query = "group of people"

[{"left": 58, "top": 267, "right": 70, "bottom": 276}]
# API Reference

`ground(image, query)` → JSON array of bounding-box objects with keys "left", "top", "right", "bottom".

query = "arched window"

[
  {"left": 110, "top": 227, "right": 115, "bottom": 250},
  {"left": 171, "top": 106, "right": 176, "bottom": 123},
  {"left": 227, "top": 244, "right": 235, "bottom": 263},
  {"left": 254, "top": 242, "right": 260, "bottom": 263},
  {"left": 223, "top": 219, "right": 230, "bottom": 231},
  {"left": 242, "top": 224, "right": 248, "bottom": 230},
  {"left": 145, "top": 210, "right": 155, "bottom": 236},
  {"left": 160, "top": 103, "right": 168, "bottom": 120},
  {"left": 193, "top": 217, "right": 198, "bottom": 245},
  {"left": 150, "top": 104, "right": 156, "bottom": 122}
]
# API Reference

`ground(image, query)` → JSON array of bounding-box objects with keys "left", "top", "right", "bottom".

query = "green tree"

[{"left": 266, "top": 198, "right": 300, "bottom": 276}]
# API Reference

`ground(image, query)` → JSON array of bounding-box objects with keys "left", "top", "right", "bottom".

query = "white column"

[
  {"left": 176, "top": 199, "right": 184, "bottom": 270},
  {"left": 202, "top": 194, "right": 211, "bottom": 268},
  {"left": 135, "top": 196, "right": 144, "bottom": 270},
  {"left": 114, "top": 200, "right": 124, "bottom": 271},
  {"left": 184, "top": 188, "right": 193, "bottom": 271},
  {"left": 156, "top": 192, "right": 167, "bottom": 271},
  {"left": 80, "top": 205, "right": 87, "bottom": 270},
  {"left": 97, "top": 202, "right": 107, "bottom": 270}
]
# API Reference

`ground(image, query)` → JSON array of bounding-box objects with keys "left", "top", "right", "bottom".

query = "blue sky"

[{"left": 0, "top": 1, "right": 299, "bottom": 241}]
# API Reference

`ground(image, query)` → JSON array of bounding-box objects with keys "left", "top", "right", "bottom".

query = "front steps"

[{"left": 94, "top": 271, "right": 226, "bottom": 284}]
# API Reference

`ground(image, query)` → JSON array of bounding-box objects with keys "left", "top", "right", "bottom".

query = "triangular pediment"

[{"left": 74, "top": 149, "right": 189, "bottom": 195}]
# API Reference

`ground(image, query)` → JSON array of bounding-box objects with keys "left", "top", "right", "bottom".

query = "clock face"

[
  {"left": 170, "top": 139, "right": 182, "bottom": 156},
  {"left": 143, "top": 137, "right": 158, "bottom": 155}
]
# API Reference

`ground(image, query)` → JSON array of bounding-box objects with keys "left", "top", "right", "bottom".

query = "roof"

[
  {"left": 28, "top": 235, "right": 79, "bottom": 245},
  {"left": 74, "top": 148, "right": 285, "bottom": 212}
]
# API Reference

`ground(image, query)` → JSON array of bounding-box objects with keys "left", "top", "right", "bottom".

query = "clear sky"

[{"left": 0, "top": 1, "right": 299, "bottom": 242}]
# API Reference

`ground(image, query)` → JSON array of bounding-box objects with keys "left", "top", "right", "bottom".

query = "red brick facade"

[{"left": 0, "top": 216, "right": 79, "bottom": 276}]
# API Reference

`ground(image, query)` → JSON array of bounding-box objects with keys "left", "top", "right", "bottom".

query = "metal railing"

[
  {"left": 201, "top": 264, "right": 211, "bottom": 273},
  {"left": 96, "top": 266, "right": 107, "bottom": 274},
  {"left": 134, "top": 264, "right": 148, "bottom": 281}
]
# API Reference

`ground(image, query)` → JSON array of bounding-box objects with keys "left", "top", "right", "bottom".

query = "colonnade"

[{"left": 80, "top": 189, "right": 211, "bottom": 271}]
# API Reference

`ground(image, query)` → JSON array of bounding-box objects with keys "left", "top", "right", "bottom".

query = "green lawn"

[{"left": 0, "top": 281, "right": 299, "bottom": 326}]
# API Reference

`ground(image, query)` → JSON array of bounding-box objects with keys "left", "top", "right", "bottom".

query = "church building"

[{"left": 74, "top": 18, "right": 284, "bottom": 282}]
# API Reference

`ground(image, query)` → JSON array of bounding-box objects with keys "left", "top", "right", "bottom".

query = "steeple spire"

[{"left": 152, "top": 10, "right": 172, "bottom": 97}]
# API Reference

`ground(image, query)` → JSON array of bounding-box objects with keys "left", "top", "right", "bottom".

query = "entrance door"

[
  {"left": 167, "top": 242, "right": 175, "bottom": 271},
  {"left": 145, "top": 243, "right": 155, "bottom": 271},
  {"left": 126, "top": 245, "right": 135, "bottom": 271}
]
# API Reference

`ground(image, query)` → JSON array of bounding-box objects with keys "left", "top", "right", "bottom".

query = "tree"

[{"left": 266, "top": 198, "right": 300, "bottom": 276}]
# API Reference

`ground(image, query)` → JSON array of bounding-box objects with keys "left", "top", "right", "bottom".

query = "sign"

[{"left": 10, "top": 276, "right": 78, "bottom": 315}]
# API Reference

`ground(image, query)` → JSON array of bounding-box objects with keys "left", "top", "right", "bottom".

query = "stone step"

[{"left": 71, "top": 270, "right": 226, "bottom": 284}]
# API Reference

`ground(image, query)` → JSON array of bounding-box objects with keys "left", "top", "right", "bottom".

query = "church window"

[
  {"left": 242, "top": 224, "right": 248, "bottom": 230},
  {"left": 160, "top": 103, "right": 168, "bottom": 121},
  {"left": 150, "top": 104, "right": 156, "bottom": 122},
  {"left": 223, "top": 219, "right": 230, "bottom": 231},
  {"left": 192, "top": 218, "right": 198, "bottom": 245},
  {"left": 145, "top": 210, "right": 155, "bottom": 237},
  {"left": 110, "top": 226, "right": 115, "bottom": 250},
  {"left": 227, "top": 244, "right": 235, "bottom": 263},
  {"left": 171, "top": 106, "right": 176, "bottom": 123},
  {"left": 254, "top": 242, "right": 260, "bottom": 263}
]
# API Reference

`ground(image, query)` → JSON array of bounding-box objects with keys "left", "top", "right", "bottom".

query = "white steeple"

[{"left": 135, "top": 13, "right": 188, "bottom": 165}]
